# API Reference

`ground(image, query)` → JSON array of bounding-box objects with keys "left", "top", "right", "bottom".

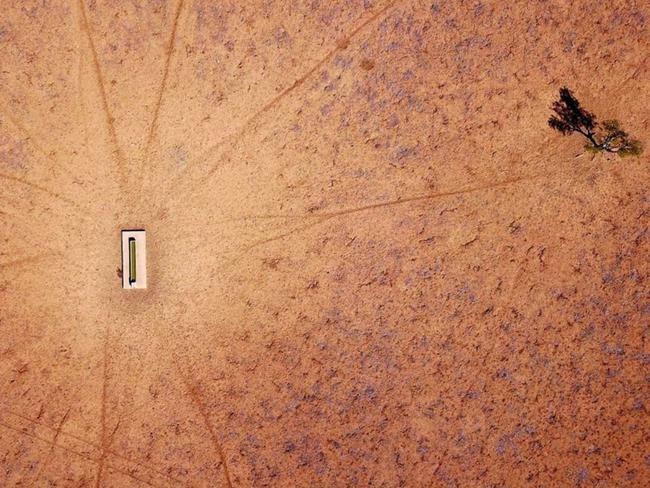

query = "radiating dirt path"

[{"left": 1, "top": 1, "right": 649, "bottom": 486}]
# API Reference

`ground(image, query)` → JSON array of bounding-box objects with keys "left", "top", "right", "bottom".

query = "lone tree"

[{"left": 548, "top": 87, "right": 643, "bottom": 157}]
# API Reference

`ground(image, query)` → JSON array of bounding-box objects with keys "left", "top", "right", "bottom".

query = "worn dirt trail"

[{"left": 1, "top": 1, "right": 648, "bottom": 486}]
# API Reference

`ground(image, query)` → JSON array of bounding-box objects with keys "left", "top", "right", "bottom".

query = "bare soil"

[{"left": 1, "top": 1, "right": 648, "bottom": 486}]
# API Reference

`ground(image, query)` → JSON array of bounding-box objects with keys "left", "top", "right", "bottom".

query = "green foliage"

[
  {"left": 584, "top": 144, "right": 603, "bottom": 154},
  {"left": 618, "top": 140, "right": 643, "bottom": 157},
  {"left": 548, "top": 88, "right": 643, "bottom": 157},
  {"left": 600, "top": 120, "right": 643, "bottom": 156}
]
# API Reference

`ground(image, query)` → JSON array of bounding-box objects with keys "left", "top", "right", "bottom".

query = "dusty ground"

[{"left": 1, "top": 0, "right": 649, "bottom": 486}]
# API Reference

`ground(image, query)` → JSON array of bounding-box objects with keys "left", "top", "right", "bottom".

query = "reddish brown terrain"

[{"left": 1, "top": 0, "right": 649, "bottom": 486}]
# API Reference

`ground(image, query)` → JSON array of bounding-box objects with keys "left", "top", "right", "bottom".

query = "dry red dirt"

[{"left": 1, "top": 1, "right": 649, "bottom": 487}]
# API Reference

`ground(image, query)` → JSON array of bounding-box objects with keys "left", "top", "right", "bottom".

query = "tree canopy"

[{"left": 548, "top": 87, "right": 642, "bottom": 157}]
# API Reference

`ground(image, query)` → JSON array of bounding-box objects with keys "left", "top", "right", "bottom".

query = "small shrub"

[{"left": 548, "top": 87, "right": 643, "bottom": 156}]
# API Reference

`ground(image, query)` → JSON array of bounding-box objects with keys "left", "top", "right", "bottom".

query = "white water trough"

[{"left": 121, "top": 230, "right": 147, "bottom": 289}]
